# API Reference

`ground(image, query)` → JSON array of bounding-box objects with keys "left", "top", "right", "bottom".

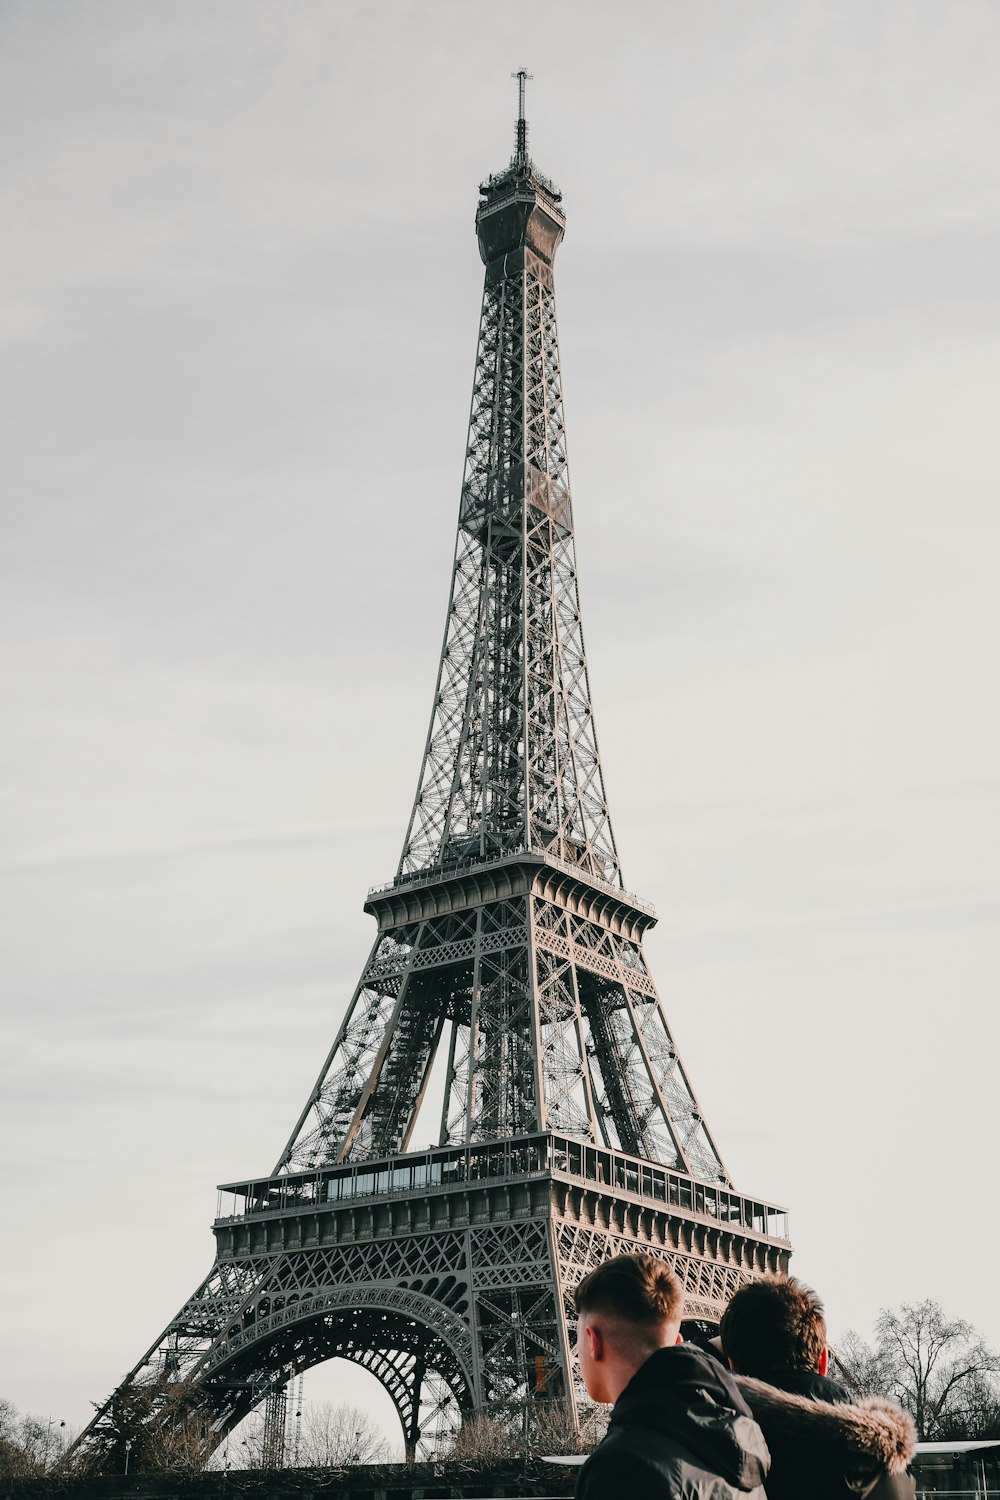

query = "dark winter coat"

[
  {"left": 735, "top": 1372, "right": 916, "bottom": 1500},
  {"left": 576, "top": 1344, "right": 770, "bottom": 1500},
  {"left": 766, "top": 1369, "right": 853, "bottom": 1404}
]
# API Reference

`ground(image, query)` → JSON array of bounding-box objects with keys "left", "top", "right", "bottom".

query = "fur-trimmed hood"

[{"left": 735, "top": 1376, "right": 916, "bottom": 1476}]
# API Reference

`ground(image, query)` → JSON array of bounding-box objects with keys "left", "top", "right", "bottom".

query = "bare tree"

[
  {"left": 839, "top": 1300, "right": 1000, "bottom": 1440},
  {"left": 446, "top": 1411, "right": 521, "bottom": 1466},
  {"left": 936, "top": 1372, "right": 1000, "bottom": 1442},
  {"left": 213, "top": 1409, "right": 267, "bottom": 1472},
  {"left": 297, "top": 1403, "right": 391, "bottom": 1467},
  {"left": 528, "top": 1400, "right": 608, "bottom": 1456},
  {"left": 1, "top": 1400, "right": 41, "bottom": 1480},
  {"left": 833, "top": 1329, "right": 887, "bottom": 1397},
  {"left": 446, "top": 1401, "right": 608, "bottom": 1466},
  {"left": 149, "top": 1382, "right": 217, "bottom": 1472},
  {"left": 0, "top": 1400, "right": 70, "bottom": 1478}
]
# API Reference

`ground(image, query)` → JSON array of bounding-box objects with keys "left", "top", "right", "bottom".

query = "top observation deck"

[{"left": 476, "top": 69, "right": 565, "bottom": 266}]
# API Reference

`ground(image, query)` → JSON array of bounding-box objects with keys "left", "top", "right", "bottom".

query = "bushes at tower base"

[
  {"left": 79, "top": 1379, "right": 215, "bottom": 1476},
  {"left": 445, "top": 1401, "right": 607, "bottom": 1466}
]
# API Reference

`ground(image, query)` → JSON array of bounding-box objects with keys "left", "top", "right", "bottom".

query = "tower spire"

[{"left": 511, "top": 66, "right": 532, "bottom": 165}]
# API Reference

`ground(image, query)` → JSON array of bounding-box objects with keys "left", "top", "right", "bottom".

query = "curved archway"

[{"left": 200, "top": 1283, "right": 474, "bottom": 1459}]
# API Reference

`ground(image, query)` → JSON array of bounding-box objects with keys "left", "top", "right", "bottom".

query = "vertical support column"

[
  {"left": 547, "top": 1217, "right": 581, "bottom": 1430},
  {"left": 464, "top": 913, "right": 483, "bottom": 1137},
  {"left": 261, "top": 1383, "right": 287, "bottom": 1470},
  {"left": 526, "top": 899, "right": 548, "bottom": 1134},
  {"left": 438, "top": 1020, "right": 460, "bottom": 1146},
  {"left": 404, "top": 1353, "right": 426, "bottom": 1463}
]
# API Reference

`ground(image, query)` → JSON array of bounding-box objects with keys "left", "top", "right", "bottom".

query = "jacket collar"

[{"left": 734, "top": 1375, "right": 916, "bottom": 1475}]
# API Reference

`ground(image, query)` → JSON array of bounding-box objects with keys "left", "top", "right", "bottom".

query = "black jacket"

[
  {"left": 767, "top": 1369, "right": 853, "bottom": 1404},
  {"left": 576, "top": 1344, "right": 770, "bottom": 1500},
  {"left": 735, "top": 1372, "right": 916, "bottom": 1500}
]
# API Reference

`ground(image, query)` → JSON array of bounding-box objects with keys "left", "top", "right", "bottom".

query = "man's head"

[
  {"left": 574, "top": 1254, "right": 685, "bottom": 1404},
  {"left": 720, "top": 1275, "right": 829, "bottom": 1380}
]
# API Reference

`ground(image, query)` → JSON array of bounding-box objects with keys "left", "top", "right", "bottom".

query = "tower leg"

[
  {"left": 260, "top": 1384, "right": 287, "bottom": 1470},
  {"left": 403, "top": 1353, "right": 426, "bottom": 1462}
]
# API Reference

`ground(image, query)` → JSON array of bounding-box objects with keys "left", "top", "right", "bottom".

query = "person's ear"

[
  {"left": 818, "top": 1347, "right": 829, "bottom": 1376},
  {"left": 586, "top": 1322, "right": 604, "bottom": 1363}
]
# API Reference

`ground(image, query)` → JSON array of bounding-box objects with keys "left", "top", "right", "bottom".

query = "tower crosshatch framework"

[{"left": 76, "top": 78, "right": 790, "bottom": 1468}]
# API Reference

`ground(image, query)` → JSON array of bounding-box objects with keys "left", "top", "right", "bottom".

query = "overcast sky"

[{"left": 2, "top": 0, "right": 998, "bottom": 1446}]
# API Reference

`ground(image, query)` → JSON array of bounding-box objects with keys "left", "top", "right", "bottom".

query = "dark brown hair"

[
  {"left": 574, "top": 1253, "right": 684, "bottom": 1327},
  {"left": 720, "top": 1275, "right": 827, "bottom": 1377}
]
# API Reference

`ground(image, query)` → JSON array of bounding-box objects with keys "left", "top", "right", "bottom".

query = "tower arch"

[{"left": 201, "top": 1285, "right": 474, "bottom": 1459}]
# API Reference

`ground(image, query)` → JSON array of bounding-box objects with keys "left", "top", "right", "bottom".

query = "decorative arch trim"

[{"left": 199, "top": 1282, "right": 475, "bottom": 1397}]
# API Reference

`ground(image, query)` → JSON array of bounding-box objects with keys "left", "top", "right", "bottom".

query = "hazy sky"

[{"left": 2, "top": 0, "right": 998, "bottom": 1445}]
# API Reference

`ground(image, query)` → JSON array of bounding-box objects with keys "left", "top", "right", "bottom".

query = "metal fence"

[{"left": 916, "top": 1490, "right": 1000, "bottom": 1498}]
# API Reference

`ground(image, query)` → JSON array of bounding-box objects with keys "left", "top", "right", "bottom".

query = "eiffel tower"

[{"left": 75, "top": 76, "right": 789, "bottom": 1469}]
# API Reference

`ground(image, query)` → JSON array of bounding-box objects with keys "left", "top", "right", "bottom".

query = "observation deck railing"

[
  {"left": 215, "top": 1131, "right": 788, "bottom": 1245},
  {"left": 366, "top": 845, "right": 656, "bottom": 920}
]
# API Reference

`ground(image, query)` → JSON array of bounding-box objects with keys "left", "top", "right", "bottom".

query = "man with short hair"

[
  {"left": 574, "top": 1253, "right": 770, "bottom": 1500},
  {"left": 720, "top": 1276, "right": 916, "bottom": 1500},
  {"left": 721, "top": 1275, "right": 851, "bottom": 1401}
]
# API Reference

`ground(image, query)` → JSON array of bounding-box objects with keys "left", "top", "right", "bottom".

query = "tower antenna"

[{"left": 511, "top": 66, "right": 533, "bottom": 164}]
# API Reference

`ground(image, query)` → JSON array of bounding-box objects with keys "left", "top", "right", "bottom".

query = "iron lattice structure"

[{"left": 74, "top": 86, "right": 790, "bottom": 1470}]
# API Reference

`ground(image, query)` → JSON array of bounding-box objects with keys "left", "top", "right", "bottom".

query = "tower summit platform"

[{"left": 476, "top": 70, "right": 565, "bottom": 267}]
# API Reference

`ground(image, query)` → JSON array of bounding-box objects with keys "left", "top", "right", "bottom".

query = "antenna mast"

[{"left": 511, "top": 66, "right": 533, "bottom": 164}]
